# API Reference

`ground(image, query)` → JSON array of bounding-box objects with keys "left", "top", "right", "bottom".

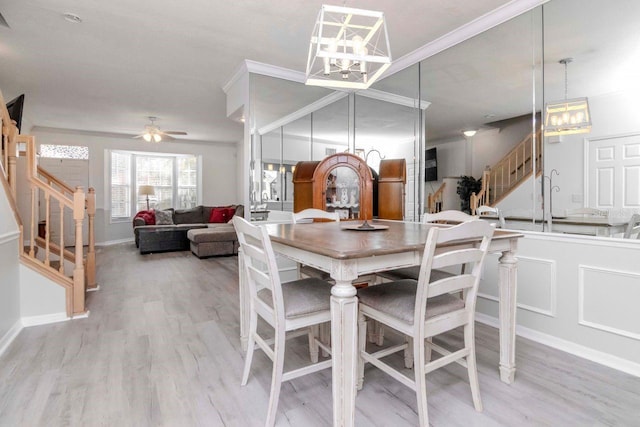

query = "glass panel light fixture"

[
  {"left": 305, "top": 4, "right": 391, "bottom": 90},
  {"left": 544, "top": 58, "right": 592, "bottom": 136}
]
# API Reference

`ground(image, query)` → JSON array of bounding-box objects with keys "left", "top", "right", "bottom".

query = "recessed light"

[
  {"left": 63, "top": 13, "right": 82, "bottom": 24},
  {"left": 484, "top": 114, "right": 496, "bottom": 119}
]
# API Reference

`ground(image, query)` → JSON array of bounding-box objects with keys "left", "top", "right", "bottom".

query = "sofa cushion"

[
  {"left": 155, "top": 209, "right": 174, "bottom": 225},
  {"left": 188, "top": 225, "right": 236, "bottom": 243},
  {"left": 174, "top": 206, "right": 203, "bottom": 224}
]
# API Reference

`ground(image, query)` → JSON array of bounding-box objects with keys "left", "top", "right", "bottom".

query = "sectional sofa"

[{"left": 133, "top": 204, "right": 243, "bottom": 257}]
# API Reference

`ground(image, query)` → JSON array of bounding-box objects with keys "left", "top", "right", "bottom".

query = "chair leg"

[
  {"left": 357, "top": 312, "right": 367, "bottom": 390},
  {"left": 464, "top": 323, "right": 483, "bottom": 412},
  {"left": 414, "top": 334, "right": 429, "bottom": 427},
  {"left": 367, "top": 320, "right": 385, "bottom": 346},
  {"left": 425, "top": 336, "right": 433, "bottom": 363},
  {"left": 320, "top": 322, "right": 330, "bottom": 357},
  {"left": 265, "top": 331, "right": 286, "bottom": 427},
  {"left": 404, "top": 336, "right": 413, "bottom": 369},
  {"left": 241, "top": 310, "right": 258, "bottom": 386},
  {"left": 308, "top": 325, "right": 320, "bottom": 363}
]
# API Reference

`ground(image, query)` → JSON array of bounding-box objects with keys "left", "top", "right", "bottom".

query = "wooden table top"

[{"left": 266, "top": 220, "right": 522, "bottom": 260}]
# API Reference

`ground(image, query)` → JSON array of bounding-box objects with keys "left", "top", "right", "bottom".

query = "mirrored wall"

[{"left": 248, "top": 0, "right": 640, "bottom": 238}]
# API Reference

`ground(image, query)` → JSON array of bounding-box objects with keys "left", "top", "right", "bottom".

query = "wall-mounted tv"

[
  {"left": 6, "top": 94, "right": 24, "bottom": 133},
  {"left": 425, "top": 147, "right": 437, "bottom": 182}
]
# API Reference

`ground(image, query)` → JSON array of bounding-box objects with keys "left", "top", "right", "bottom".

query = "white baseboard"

[
  {"left": 21, "top": 312, "right": 70, "bottom": 327},
  {"left": 475, "top": 313, "right": 640, "bottom": 378},
  {"left": 97, "top": 237, "right": 134, "bottom": 247},
  {"left": 0, "top": 320, "right": 23, "bottom": 357}
]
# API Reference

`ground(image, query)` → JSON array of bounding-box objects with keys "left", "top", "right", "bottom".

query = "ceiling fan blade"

[
  {"left": 163, "top": 131, "right": 188, "bottom": 136},
  {"left": 133, "top": 134, "right": 145, "bottom": 139}
]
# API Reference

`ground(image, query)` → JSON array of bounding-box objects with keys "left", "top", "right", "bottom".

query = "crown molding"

[
  {"left": 222, "top": 61, "right": 248, "bottom": 94},
  {"left": 357, "top": 88, "right": 431, "bottom": 110},
  {"left": 258, "top": 91, "right": 348, "bottom": 136},
  {"left": 385, "top": 0, "right": 548, "bottom": 77},
  {"left": 223, "top": 60, "right": 306, "bottom": 94}
]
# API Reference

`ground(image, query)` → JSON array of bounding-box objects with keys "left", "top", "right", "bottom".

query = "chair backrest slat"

[
  {"left": 422, "top": 210, "right": 476, "bottom": 224},
  {"left": 293, "top": 208, "right": 340, "bottom": 223},
  {"left": 428, "top": 274, "right": 476, "bottom": 298},
  {"left": 623, "top": 214, "right": 640, "bottom": 239},
  {"left": 431, "top": 248, "right": 484, "bottom": 270},
  {"left": 475, "top": 205, "right": 506, "bottom": 229}
]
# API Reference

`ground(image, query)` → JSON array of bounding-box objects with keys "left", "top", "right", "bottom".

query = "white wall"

[
  {"left": 19, "top": 264, "right": 66, "bottom": 321},
  {"left": 30, "top": 129, "right": 240, "bottom": 244},
  {"left": 478, "top": 232, "right": 640, "bottom": 375},
  {"left": 0, "top": 173, "right": 21, "bottom": 354}
]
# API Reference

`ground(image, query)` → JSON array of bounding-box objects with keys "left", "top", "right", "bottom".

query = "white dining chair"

[
  {"left": 372, "top": 210, "right": 476, "bottom": 345},
  {"left": 357, "top": 220, "right": 495, "bottom": 426},
  {"left": 377, "top": 210, "right": 476, "bottom": 283},
  {"left": 565, "top": 207, "right": 608, "bottom": 217},
  {"left": 233, "top": 216, "right": 333, "bottom": 427},
  {"left": 475, "top": 205, "right": 506, "bottom": 229},
  {"left": 623, "top": 214, "right": 640, "bottom": 239}
]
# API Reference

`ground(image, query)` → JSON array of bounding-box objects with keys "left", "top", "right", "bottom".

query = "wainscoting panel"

[
  {"left": 479, "top": 253, "right": 556, "bottom": 317},
  {"left": 579, "top": 265, "right": 640, "bottom": 340}
]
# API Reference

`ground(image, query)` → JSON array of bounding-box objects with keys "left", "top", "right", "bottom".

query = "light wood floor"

[{"left": 1, "top": 243, "right": 639, "bottom": 426}]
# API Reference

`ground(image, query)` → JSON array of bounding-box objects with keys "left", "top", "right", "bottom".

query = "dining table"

[{"left": 238, "top": 219, "right": 523, "bottom": 427}]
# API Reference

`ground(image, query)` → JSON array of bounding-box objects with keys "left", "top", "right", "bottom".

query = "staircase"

[
  {"left": 470, "top": 128, "right": 542, "bottom": 213},
  {"left": 1, "top": 89, "right": 96, "bottom": 318}
]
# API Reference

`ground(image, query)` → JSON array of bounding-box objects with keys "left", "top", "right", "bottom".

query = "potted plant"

[{"left": 456, "top": 175, "right": 482, "bottom": 214}]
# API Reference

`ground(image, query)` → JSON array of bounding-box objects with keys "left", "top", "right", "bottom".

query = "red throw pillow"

[
  {"left": 134, "top": 210, "right": 156, "bottom": 225},
  {"left": 226, "top": 207, "right": 236, "bottom": 219},
  {"left": 209, "top": 207, "right": 227, "bottom": 223}
]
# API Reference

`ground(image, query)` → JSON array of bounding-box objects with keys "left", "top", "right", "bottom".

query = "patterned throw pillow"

[{"left": 155, "top": 209, "right": 174, "bottom": 225}]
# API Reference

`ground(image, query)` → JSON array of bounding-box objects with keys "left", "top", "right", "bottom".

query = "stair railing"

[
  {"left": 24, "top": 135, "right": 87, "bottom": 316},
  {"left": 470, "top": 128, "right": 542, "bottom": 213},
  {"left": 427, "top": 182, "right": 446, "bottom": 213}
]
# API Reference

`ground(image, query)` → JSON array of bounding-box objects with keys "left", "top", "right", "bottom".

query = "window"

[
  {"left": 110, "top": 151, "right": 199, "bottom": 220},
  {"left": 40, "top": 144, "right": 89, "bottom": 159},
  {"left": 111, "top": 152, "right": 131, "bottom": 219}
]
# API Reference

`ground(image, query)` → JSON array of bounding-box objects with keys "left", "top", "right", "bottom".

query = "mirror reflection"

[{"left": 248, "top": 0, "right": 640, "bottom": 239}]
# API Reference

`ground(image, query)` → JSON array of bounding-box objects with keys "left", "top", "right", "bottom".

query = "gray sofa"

[{"left": 133, "top": 205, "right": 243, "bottom": 256}]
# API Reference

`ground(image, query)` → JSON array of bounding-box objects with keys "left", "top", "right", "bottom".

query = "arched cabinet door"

[{"left": 292, "top": 153, "right": 373, "bottom": 220}]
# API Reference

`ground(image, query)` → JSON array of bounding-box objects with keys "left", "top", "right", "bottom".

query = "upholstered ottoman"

[
  {"left": 187, "top": 225, "right": 239, "bottom": 258},
  {"left": 138, "top": 224, "right": 207, "bottom": 254}
]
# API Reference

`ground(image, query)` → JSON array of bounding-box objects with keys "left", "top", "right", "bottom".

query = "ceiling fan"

[{"left": 134, "top": 116, "right": 187, "bottom": 142}]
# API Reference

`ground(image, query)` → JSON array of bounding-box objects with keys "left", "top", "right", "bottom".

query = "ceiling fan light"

[
  {"left": 143, "top": 133, "right": 152, "bottom": 142},
  {"left": 153, "top": 133, "right": 162, "bottom": 143}
]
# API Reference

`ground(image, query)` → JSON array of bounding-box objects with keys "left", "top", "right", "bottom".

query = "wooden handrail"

[
  {"left": 38, "top": 166, "right": 75, "bottom": 197},
  {"left": 427, "top": 182, "right": 446, "bottom": 214}
]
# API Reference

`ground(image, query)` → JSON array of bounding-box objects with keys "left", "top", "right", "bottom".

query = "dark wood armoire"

[
  {"left": 292, "top": 154, "right": 406, "bottom": 220},
  {"left": 378, "top": 158, "right": 406, "bottom": 220},
  {"left": 293, "top": 153, "right": 373, "bottom": 220}
]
